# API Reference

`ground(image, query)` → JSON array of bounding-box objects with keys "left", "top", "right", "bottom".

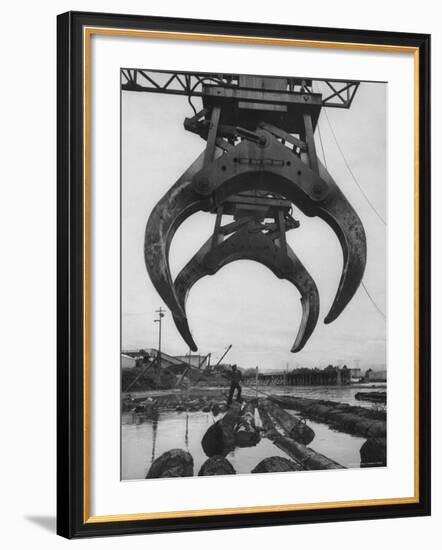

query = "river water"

[{"left": 121, "top": 384, "right": 385, "bottom": 481}]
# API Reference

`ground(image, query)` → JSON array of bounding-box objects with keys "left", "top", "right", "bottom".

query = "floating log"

[
  {"left": 360, "top": 437, "right": 387, "bottom": 467},
  {"left": 130, "top": 400, "right": 158, "bottom": 420},
  {"left": 258, "top": 401, "right": 343, "bottom": 470},
  {"left": 235, "top": 401, "right": 260, "bottom": 448},
  {"left": 201, "top": 402, "right": 242, "bottom": 457},
  {"left": 355, "top": 391, "right": 387, "bottom": 404},
  {"left": 146, "top": 449, "right": 194, "bottom": 478},
  {"left": 201, "top": 401, "right": 261, "bottom": 457},
  {"left": 258, "top": 399, "right": 281, "bottom": 437},
  {"left": 252, "top": 456, "right": 301, "bottom": 473},
  {"left": 199, "top": 456, "right": 236, "bottom": 476},
  {"left": 185, "top": 399, "right": 200, "bottom": 411},
  {"left": 261, "top": 399, "right": 315, "bottom": 445},
  {"left": 272, "top": 435, "right": 344, "bottom": 470},
  {"left": 271, "top": 395, "right": 386, "bottom": 439}
]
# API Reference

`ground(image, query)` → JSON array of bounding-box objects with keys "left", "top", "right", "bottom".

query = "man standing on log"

[{"left": 226, "top": 364, "right": 242, "bottom": 406}]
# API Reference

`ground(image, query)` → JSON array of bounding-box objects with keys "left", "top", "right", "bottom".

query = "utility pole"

[{"left": 154, "top": 307, "right": 165, "bottom": 363}]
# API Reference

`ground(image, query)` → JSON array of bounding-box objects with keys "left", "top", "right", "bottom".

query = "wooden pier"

[{"left": 244, "top": 366, "right": 352, "bottom": 386}]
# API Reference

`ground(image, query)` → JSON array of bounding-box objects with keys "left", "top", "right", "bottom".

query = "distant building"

[
  {"left": 121, "top": 354, "right": 136, "bottom": 369},
  {"left": 121, "top": 349, "right": 188, "bottom": 371},
  {"left": 248, "top": 365, "right": 352, "bottom": 386},
  {"left": 365, "top": 369, "right": 387, "bottom": 382},
  {"left": 144, "top": 350, "right": 188, "bottom": 373},
  {"left": 349, "top": 367, "right": 362, "bottom": 381}
]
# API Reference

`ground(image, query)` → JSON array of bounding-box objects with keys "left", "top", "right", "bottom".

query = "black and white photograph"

[{"left": 120, "top": 69, "right": 387, "bottom": 480}]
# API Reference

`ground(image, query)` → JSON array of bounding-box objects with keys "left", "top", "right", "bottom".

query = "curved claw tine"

[
  {"left": 172, "top": 238, "right": 214, "bottom": 351},
  {"left": 283, "top": 244, "right": 320, "bottom": 352},
  {"left": 173, "top": 224, "right": 319, "bottom": 352},
  {"left": 144, "top": 151, "right": 211, "bottom": 327},
  {"left": 317, "top": 160, "right": 367, "bottom": 324}
]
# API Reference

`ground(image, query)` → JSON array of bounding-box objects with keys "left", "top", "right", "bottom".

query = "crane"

[{"left": 122, "top": 70, "right": 366, "bottom": 353}]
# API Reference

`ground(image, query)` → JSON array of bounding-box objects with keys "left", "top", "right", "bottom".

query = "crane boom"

[{"left": 212, "top": 345, "right": 232, "bottom": 369}]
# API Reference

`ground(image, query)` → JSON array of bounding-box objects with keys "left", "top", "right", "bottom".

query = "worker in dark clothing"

[{"left": 226, "top": 364, "right": 242, "bottom": 405}]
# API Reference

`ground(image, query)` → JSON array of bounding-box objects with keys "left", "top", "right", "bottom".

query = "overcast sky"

[{"left": 121, "top": 76, "right": 386, "bottom": 371}]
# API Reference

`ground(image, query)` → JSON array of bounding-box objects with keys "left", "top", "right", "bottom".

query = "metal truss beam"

[{"left": 121, "top": 69, "right": 360, "bottom": 109}]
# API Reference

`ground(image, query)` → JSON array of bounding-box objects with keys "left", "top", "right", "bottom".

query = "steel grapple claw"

[
  {"left": 173, "top": 220, "right": 319, "bottom": 352},
  {"left": 144, "top": 127, "right": 366, "bottom": 353}
]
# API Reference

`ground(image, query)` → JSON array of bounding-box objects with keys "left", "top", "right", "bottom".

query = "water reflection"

[
  {"left": 151, "top": 416, "right": 158, "bottom": 463},
  {"left": 185, "top": 414, "right": 189, "bottom": 450}
]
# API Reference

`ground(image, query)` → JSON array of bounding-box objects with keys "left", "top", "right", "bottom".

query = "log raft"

[
  {"left": 355, "top": 391, "right": 387, "bottom": 404},
  {"left": 258, "top": 400, "right": 344, "bottom": 470},
  {"left": 123, "top": 389, "right": 228, "bottom": 414},
  {"left": 270, "top": 395, "right": 386, "bottom": 439}
]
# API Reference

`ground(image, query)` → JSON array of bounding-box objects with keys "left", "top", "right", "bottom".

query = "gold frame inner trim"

[{"left": 82, "top": 26, "right": 420, "bottom": 524}]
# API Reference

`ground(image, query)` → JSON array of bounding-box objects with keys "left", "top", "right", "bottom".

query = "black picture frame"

[{"left": 57, "top": 10, "right": 431, "bottom": 539}]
